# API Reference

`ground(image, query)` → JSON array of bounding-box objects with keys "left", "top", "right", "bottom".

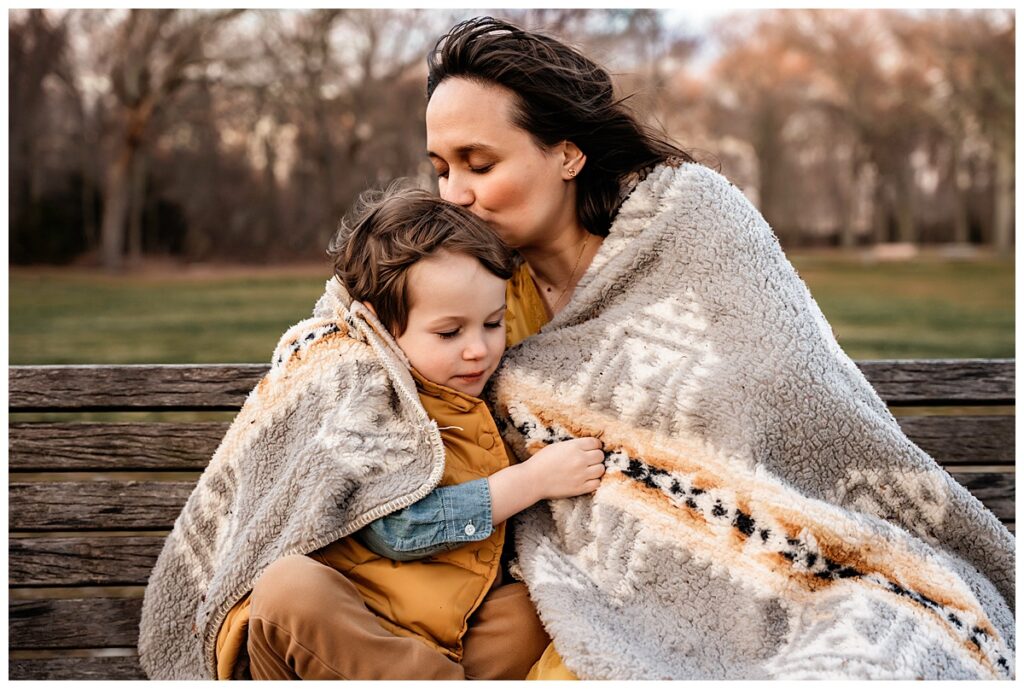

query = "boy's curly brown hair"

[{"left": 328, "top": 181, "right": 515, "bottom": 337}]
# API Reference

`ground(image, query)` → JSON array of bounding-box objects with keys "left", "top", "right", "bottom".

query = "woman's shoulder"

[
  {"left": 662, "top": 160, "right": 745, "bottom": 197},
  {"left": 642, "top": 160, "right": 761, "bottom": 222}
]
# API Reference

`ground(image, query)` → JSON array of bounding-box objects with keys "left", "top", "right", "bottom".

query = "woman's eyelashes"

[{"left": 433, "top": 162, "right": 494, "bottom": 179}]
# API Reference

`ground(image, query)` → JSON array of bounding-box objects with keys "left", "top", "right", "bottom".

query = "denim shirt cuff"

[
  {"left": 356, "top": 477, "right": 493, "bottom": 560},
  {"left": 439, "top": 477, "right": 493, "bottom": 544}
]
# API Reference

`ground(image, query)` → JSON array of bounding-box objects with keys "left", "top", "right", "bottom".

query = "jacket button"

[
  {"left": 477, "top": 546, "right": 494, "bottom": 563},
  {"left": 464, "top": 523, "right": 476, "bottom": 536},
  {"left": 479, "top": 434, "right": 495, "bottom": 450}
]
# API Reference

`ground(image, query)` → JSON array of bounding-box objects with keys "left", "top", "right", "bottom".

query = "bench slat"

[
  {"left": 10, "top": 481, "right": 195, "bottom": 531},
  {"left": 9, "top": 360, "right": 1014, "bottom": 411},
  {"left": 9, "top": 422, "right": 228, "bottom": 471},
  {"left": 8, "top": 416, "right": 1014, "bottom": 471},
  {"left": 9, "top": 655, "right": 145, "bottom": 680},
  {"left": 9, "top": 364, "right": 266, "bottom": 412},
  {"left": 894, "top": 416, "right": 1014, "bottom": 464},
  {"left": 856, "top": 359, "right": 1014, "bottom": 405},
  {"left": 10, "top": 598, "right": 142, "bottom": 649},
  {"left": 10, "top": 536, "right": 166, "bottom": 587},
  {"left": 8, "top": 472, "right": 1014, "bottom": 532},
  {"left": 953, "top": 473, "right": 1016, "bottom": 524}
]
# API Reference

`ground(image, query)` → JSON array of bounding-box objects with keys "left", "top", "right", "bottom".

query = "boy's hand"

[{"left": 526, "top": 437, "right": 606, "bottom": 499}]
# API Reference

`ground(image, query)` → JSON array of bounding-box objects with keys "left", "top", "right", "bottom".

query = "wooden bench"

[{"left": 8, "top": 360, "right": 1015, "bottom": 679}]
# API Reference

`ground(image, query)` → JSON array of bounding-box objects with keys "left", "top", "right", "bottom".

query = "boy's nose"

[{"left": 462, "top": 338, "right": 487, "bottom": 360}]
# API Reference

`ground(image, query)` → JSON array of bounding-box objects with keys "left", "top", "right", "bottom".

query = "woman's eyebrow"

[{"left": 426, "top": 143, "right": 497, "bottom": 159}]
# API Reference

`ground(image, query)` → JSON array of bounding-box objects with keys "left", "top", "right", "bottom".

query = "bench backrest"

[{"left": 8, "top": 360, "right": 1015, "bottom": 679}]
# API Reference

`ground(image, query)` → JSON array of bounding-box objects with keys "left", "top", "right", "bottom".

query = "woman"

[{"left": 425, "top": 17, "right": 1014, "bottom": 680}]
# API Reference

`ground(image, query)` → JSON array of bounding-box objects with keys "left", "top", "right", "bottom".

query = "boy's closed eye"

[{"left": 436, "top": 319, "right": 504, "bottom": 340}]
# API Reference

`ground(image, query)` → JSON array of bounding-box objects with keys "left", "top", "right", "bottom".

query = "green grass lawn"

[
  {"left": 790, "top": 255, "right": 1014, "bottom": 359},
  {"left": 8, "top": 254, "right": 1014, "bottom": 364}
]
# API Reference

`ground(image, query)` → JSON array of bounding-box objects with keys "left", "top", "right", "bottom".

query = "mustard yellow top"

[{"left": 505, "top": 261, "right": 550, "bottom": 348}]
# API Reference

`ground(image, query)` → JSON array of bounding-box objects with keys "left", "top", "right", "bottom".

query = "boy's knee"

[{"left": 251, "top": 554, "right": 321, "bottom": 619}]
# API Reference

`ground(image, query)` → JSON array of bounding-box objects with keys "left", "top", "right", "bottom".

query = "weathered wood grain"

[
  {"left": 9, "top": 655, "right": 145, "bottom": 680},
  {"left": 9, "top": 422, "right": 227, "bottom": 471},
  {"left": 9, "top": 364, "right": 267, "bottom": 412},
  {"left": 895, "top": 416, "right": 1014, "bottom": 464},
  {"left": 7, "top": 469, "right": 1013, "bottom": 536},
  {"left": 9, "top": 535, "right": 165, "bottom": 586},
  {"left": 8, "top": 416, "right": 1013, "bottom": 471},
  {"left": 10, "top": 598, "right": 142, "bottom": 648},
  {"left": 951, "top": 473, "right": 1015, "bottom": 523},
  {"left": 9, "top": 360, "right": 1015, "bottom": 411},
  {"left": 857, "top": 359, "right": 1014, "bottom": 405},
  {"left": 9, "top": 481, "right": 196, "bottom": 531}
]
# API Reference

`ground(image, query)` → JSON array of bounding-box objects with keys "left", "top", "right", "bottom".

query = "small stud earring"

[{"left": 568, "top": 168, "right": 577, "bottom": 177}]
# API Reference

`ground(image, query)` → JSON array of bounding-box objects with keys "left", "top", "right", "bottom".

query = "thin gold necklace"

[{"left": 546, "top": 232, "right": 590, "bottom": 313}]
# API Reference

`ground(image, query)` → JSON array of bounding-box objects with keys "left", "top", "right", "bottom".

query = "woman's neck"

[{"left": 520, "top": 224, "right": 603, "bottom": 316}]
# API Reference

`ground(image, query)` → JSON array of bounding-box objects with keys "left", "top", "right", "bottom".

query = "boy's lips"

[{"left": 455, "top": 370, "right": 485, "bottom": 379}]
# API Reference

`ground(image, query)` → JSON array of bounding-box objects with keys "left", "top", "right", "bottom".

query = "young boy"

[{"left": 214, "top": 184, "right": 605, "bottom": 680}]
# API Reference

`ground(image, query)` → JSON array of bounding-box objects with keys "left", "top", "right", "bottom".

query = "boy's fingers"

[{"left": 575, "top": 437, "right": 603, "bottom": 450}]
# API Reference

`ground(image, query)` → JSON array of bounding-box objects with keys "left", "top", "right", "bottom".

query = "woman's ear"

[
  {"left": 361, "top": 301, "right": 378, "bottom": 318},
  {"left": 561, "top": 141, "right": 586, "bottom": 180}
]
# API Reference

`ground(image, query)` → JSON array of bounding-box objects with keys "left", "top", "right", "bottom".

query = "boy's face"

[{"left": 395, "top": 250, "right": 507, "bottom": 397}]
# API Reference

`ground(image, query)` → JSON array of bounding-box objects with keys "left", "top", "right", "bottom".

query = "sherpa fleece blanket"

[
  {"left": 490, "top": 162, "right": 1015, "bottom": 680},
  {"left": 138, "top": 282, "right": 449, "bottom": 679}
]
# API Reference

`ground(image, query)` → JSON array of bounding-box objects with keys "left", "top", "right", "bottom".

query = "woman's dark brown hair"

[
  {"left": 427, "top": 16, "right": 695, "bottom": 237},
  {"left": 328, "top": 181, "right": 515, "bottom": 336}
]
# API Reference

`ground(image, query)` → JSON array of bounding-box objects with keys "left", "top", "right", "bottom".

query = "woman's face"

[{"left": 425, "top": 77, "right": 580, "bottom": 249}]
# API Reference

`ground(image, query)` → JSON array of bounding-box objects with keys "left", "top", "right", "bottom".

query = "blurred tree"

[
  {"left": 709, "top": 12, "right": 817, "bottom": 243},
  {"left": 896, "top": 10, "right": 1014, "bottom": 249},
  {"left": 97, "top": 9, "right": 244, "bottom": 270},
  {"left": 776, "top": 10, "right": 940, "bottom": 246},
  {"left": 9, "top": 10, "right": 87, "bottom": 263},
  {"left": 8, "top": 9, "right": 1014, "bottom": 264}
]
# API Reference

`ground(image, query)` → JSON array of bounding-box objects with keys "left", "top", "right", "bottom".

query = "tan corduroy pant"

[{"left": 246, "top": 554, "right": 550, "bottom": 680}]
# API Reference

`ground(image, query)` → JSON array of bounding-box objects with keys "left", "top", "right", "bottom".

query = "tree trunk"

[
  {"left": 128, "top": 149, "right": 147, "bottom": 265},
  {"left": 100, "top": 145, "right": 134, "bottom": 271},
  {"left": 872, "top": 177, "right": 890, "bottom": 245},
  {"left": 839, "top": 157, "right": 862, "bottom": 249},
  {"left": 992, "top": 144, "right": 1014, "bottom": 251},
  {"left": 754, "top": 106, "right": 785, "bottom": 241},
  {"left": 949, "top": 144, "right": 969, "bottom": 245},
  {"left": 895, "top": 163, "right": 916, "bottom": 244},
  {"left": 257, "top": 133, "right": 278, "bottom": 255}
]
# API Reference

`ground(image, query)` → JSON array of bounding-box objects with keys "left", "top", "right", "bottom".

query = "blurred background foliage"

[{"left": 7, "top": 8, "right": 1014, "bottom": 363}]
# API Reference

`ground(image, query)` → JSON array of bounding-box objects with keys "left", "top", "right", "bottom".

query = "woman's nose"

[{"left": 441, "top": 172, "right": 474, "bottom": 207}]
